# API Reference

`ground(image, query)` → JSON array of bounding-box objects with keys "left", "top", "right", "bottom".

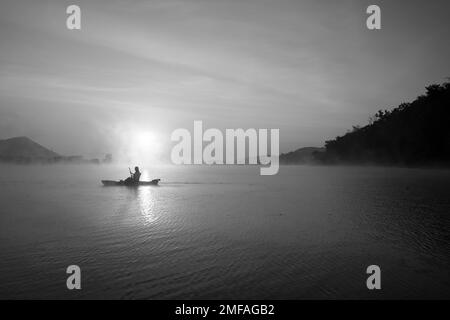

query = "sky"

[{"left": 0, "top": 0, "right": 449, "bottom": 162}]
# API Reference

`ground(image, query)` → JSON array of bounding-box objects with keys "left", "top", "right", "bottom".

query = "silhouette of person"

[
  {"left": 124, "top": 166, "right": 141, "bottom": 184},
  {"left": 132, "top": 166, "right": 141, "bottom": 182}
]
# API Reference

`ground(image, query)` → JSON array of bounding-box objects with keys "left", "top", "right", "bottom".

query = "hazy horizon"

[{"left": 1, "top": 0, "right": 450, "bottom": 162}]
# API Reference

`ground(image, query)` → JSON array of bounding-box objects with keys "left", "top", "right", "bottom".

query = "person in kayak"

[
  {"left": 132, "top": 166, "right": 141, "bottom": 182},
  {"left": 124, "top": 166, "right": 141, "bottom": 184}
]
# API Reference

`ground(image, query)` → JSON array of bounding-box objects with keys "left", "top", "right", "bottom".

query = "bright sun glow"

[
  {"left": 129, "top": 130, "right": 162, "bottom": 162},
  {"left": 132, "top": 131, "right": 158, "bottom": 151},
  {"left": 114, "top": 125, "right": 163, "bottom": 165}
]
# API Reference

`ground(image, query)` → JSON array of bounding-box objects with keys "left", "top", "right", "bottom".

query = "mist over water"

[{"left": 0, "top": 164, "right": 449, "bottom": 299}]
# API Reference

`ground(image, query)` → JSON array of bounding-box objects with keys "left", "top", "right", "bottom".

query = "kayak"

[{"left": 101, "top": 179, "right": 161, "bottom": 186}]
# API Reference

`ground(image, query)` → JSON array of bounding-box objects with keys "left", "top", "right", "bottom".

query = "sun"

[
  {"left": 111, "top": 123, "right": 164, "bottom": 164},
  {"left": 126, "top": 129, "right": 162, "bottom": 163},
  {"left": 133, "top": 131, "right": 157, "bottom": 150}
]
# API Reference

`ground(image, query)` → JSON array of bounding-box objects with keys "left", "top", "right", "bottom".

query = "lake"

[{"left": 0, "top": 164, "right": 449, "bottom": 299}]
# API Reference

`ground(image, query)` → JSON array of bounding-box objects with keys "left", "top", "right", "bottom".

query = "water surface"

[{"left": 0, "top": 164, "right": 449, "bottom": 299}]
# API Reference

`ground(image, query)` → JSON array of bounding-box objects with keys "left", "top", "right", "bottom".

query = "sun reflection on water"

[{"left": 137, "top": 187, "right": 157, "bottom": 225}]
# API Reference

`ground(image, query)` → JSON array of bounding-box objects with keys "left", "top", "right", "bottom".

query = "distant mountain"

[
  {"left": 0, "top": 136, "right": 59, "bottom": 160},
  {"left": 280, "top": 147, "right": 325, "bottom": 164}
]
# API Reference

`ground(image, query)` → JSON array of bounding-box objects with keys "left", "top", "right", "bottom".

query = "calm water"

[{"left": 0, "top": 164, "right": 449, "bottom": 299}]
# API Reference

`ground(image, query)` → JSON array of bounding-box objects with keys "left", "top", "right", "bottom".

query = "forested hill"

[
  {"left": 321, "top": 81, "right": 450, "bottom": 165},
  {"left": 0, "top": 136, "right": 59, "bottom": 159}
]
